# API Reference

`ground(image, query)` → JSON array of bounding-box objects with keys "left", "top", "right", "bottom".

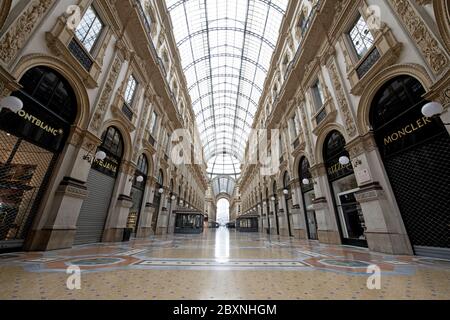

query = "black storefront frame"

[
  {"left": 0, "top": 66, "right": 78, "bottom": 251},
  {"left": 370, "top": 75, "right": 450, "bottom": 256},
  {"left": 299, "top": 157, "right": 318, "bottom": 240},
  {"left": 324, "top": 131, "right": 368, "bottom": 248}
]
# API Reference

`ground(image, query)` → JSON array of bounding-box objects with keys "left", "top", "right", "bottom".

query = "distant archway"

[{"left": 216, "top": 198, "right": 230, "bottom": 224}]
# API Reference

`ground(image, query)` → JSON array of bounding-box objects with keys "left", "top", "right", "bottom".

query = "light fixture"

[
  {"left": 271, "top": 196, "right": 275, "bottom": 201},
  {"left": 130, "top": 175, "right": 144, "bottom": 183},
  {"left": 0, "top": 96, "right": 23, "bottom": 113},
  {"left": 158, "top": 188, "right": 164, "bottom": 194},
  {"left": 83, "top": 150, "right": 106, "bottom": 164},
  {"left": 339, "top": 156, "right": 350, "bottom": 166},
  {"left": 421, "top": 102, "right": 449, "bottom": 125},
  {"left": 171, "top": 195, "right": 176, "bottom": 201},
  {"left": 283, "top": 189, "right": 289, "bottom": 195},
  {"left": 302, "top": 178, "right": 310, "bottom": 185},
  {"left": 422, "top": 102, "right": 444, "bottom": 118}
]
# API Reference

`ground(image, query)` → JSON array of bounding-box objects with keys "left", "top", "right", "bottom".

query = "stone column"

[
  {"left": 347, "top": 133, "right": 413, "bottom": 255},
  {"left": 310, "top": 163, "right": 342, "bottom": 245},
  {"left": 269, "top": 198, "right": 277, "bottom": 235},
  {"left": 136, "top": 178, "right": 156, "bottom": 238},
  {"left": 156, "top": 190, "right": 168, "bottom": 235}
]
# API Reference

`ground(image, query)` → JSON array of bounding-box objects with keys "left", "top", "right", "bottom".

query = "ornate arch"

[
  {"left": 135, "top": 148, "right": 154, "bottom": 176},
  {"left": 356, "top": 63, "right": 433, "bottom": 135},
  {"left": 100, "top": 119, "right": 133, "bottom": 162},
  {"left": 292, "top": 151, "right": 310, "bottom": 180},
  {"left": 12, "top": 54, "right": 91, "bottom": 130},
  {"left": 314, "top": 123, "right": 349, "bottom": 164},
  {"left": 0, "top": 0, "right": 11, "bottom": 31}
]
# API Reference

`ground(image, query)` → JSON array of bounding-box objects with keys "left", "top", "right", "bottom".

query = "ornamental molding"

[
  {"left": 388, "top": 0, "right": 448, "bottom": 75},
  {"left": 327, "top": 58, "right": 357, "bottom": 138},
  {"left": 0, "top": 0, "right": 55, "bottom": 66}
]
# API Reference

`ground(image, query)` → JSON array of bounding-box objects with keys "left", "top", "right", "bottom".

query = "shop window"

[
  {"left": 75, "top": 6, "right": 104, "bottom": 53},
  {"left": 348, "top": 15, "right": 375, "bottom": 60}
]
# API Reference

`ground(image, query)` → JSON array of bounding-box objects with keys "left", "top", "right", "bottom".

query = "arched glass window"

[
  {"left": 370, "top": 76, "right": 426, "bottom": 131},
  {"left": 324, "top": 131, "right": 347, "bottom": 161},
  {"left": 157, "top": 169, "right": 164, "bottom": 187},
  {"left": 324, "top": 131, "right": 353, "bottom": 182},
  {"left": 133, "top": 154, "right": 148, "bottom": 189},
  {"left": 300, "top": 157, "right": 313, "bottom": 192},
  {"left": 283, "top": 172, "right": 290, "bottom": 189},
  {"left": 19, "top": 66, "right": 77, "bottom": 123},
  {"left": 101, "top": 127, "right": 124, "bottom": 159}
]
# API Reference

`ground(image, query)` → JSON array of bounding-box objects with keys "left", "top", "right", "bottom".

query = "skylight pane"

[{"left": 166, "top": 0, "right": 287, "bottom": 181}]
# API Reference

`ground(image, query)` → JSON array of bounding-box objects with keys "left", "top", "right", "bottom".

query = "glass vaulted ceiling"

[{"left": 166, "top": 0, "right": 288, "bottom": 179}]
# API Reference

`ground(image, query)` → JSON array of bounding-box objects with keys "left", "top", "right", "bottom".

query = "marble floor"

[{"left": 0, "top": 228, "right": 449, "bottom": 300}]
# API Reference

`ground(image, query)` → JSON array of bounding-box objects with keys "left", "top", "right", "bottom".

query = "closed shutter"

[{"left": 74, "top": 170, "right": 115, "bottom": 245}]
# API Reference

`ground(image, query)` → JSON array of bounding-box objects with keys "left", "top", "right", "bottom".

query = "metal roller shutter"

[{"left": 74, "top": 169, "right": 115, "bottom": 245}]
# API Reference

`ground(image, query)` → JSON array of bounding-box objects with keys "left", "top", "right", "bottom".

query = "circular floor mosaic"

[
  {"left": 67, "top": 257, "right": 124, "bottom": 267},
  {"left": 319, "top": 259, "right": 372, "bottom": 268}
]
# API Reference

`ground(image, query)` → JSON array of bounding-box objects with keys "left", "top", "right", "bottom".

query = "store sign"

[
  {"left": 376, "top": 106, "right": 443, "bottom": 159},
  {"left": 326, "top": 157, "right": 354, "bottom": 182},
  {"left": 0, "top": 93, "right": 70, "bottom": 153},
  {"left": 16, "top": 110, "right": 64, "bottom": 137},
  {"left": 92, "top": 154, "right": 120, "bottom": 178},
  {"left": 383, "top": 116, "right": 432, "bottom": 146}
]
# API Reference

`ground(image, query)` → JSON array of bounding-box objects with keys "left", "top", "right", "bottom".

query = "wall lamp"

[
  {"left": 422, "top": 102, "right": 449, "bottom": 125},
  {"left": 302, "top": 178, "right": 317, "bottom": 186},
  {"left": 83, "top": 149, "right": 106, "bottom": 164},
  {"left": 283, "top": 189, "right": 289, "bottom": 195},
  {"left": 129, "top": 175, "right": 144, "bottom": 183},
  {"left": 0, "top": 96, "right": 23, "bottom": 113}
]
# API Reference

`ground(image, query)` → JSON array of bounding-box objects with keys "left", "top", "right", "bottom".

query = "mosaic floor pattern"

[{"left": 0, "top": 228, "right": 449, "bottom": 300}]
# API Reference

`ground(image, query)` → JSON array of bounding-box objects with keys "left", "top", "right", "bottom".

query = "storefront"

[
  {"left": 299, "top": 157, "right": 318, "bottom": 240},
  {"left": 174, "top": 211, "right": 204, "bottom": 234},
  {"left": 74, "top": 126, "right": 124, "bottom": 245},
  {"left": 128, "top": 154, "right": 149, "bottom": 236},
  {"left": 324, "top": 131, "right": 367, "bottom": 247},
  {"left": 237, "top": 215, "right": 259, "bottom": 233},
  {"left": 370, "top": 75, "right": 450, "bottom": 258},
  {"left": 0, "top": 66, "right": 77, "bottom": 251}
]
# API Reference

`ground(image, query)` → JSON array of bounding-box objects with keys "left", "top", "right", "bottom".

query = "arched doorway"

[
  {"left": 128, "top": 154, "right": 149, "bottom": 236},
  {"left": 74, "top": 126, "right": 124, "bottom": 245},
  {"left": 324, "top": 131, "right": 367, "bottom": 247},
  {"left": 0, "top": 66, "right": 77, "bottom": 250},
  {"left": 272, "top": 180, "right": 280, "bottom": 235},
  {"left": 283, "top": 172, "right": 293, "bottom": 237},
  {"left": 299, "top": 157, "right": 318, "bottom": 240},
  {"left": 152, "top": 169, "right": 164, "bottom": 233},
  {"left": 370, "top": 75, "right": 450, "bottom": 257},
  {"left": 216, "top": 198, "right": 230, "bottom": 225}
]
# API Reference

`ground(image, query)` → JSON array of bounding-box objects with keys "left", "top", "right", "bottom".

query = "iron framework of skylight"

[{"left": 166, "top": 0, "right": 288, "bottom": 180}]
